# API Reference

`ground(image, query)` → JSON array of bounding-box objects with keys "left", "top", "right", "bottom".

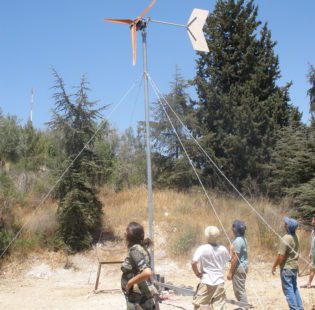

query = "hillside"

[{"left": 0, "top": 187, "right": 314, "bottom": 309}]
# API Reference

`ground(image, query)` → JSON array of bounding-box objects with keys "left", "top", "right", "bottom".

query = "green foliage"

[
  {"left": 152, "top": 154, "right": 197, "bottom": 190},
  {"left": 111, "top": 127, "right": 146, "bottom": 190},
  {"left": 0, "top": 170, "right": 16, "bottom": 199},
  {"left": 0, "top": 113, "right": 21, "bottom": 163},
  {"left": 0, "top": 230, "right": 13, "bottom": 256},
  {"left": 267, "top": 123, "right": 315, "bottom": 219},
  {"left": 289, "top": 177, "right": 315, "bottom": 220},
  {"left": 17, "top": 121, "right": 48, "bottom": 171},
  {"left": 192, "top": 0, "right": 301, "bottom": 193},
  {"left": 267, "top": 125, "right": 315, "bottom": 196},
  {"left": 48, "top": 70, "right": 107, "bottom": 252},
  {"left": 149, "top": 67, "right": 198, "bottom": 189},
  {"left": 57, "top": 187, "right": 102, "bottom": 252},
  {"left": 308, "top": 65, "right": 315, "bottom": 124},
  {"left": 169, "top": 224, "right": 199, "bottom": 256}
]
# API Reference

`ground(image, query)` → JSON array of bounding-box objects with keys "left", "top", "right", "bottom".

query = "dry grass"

[
  {"left": 7, "top": 200, "right": 59, "bottom": 256},
  {"left": 10, "top": 186, "right": 310, "bottom": 264},
  {"left": 99, "top": 186, "right": 302, "bottom": 262}
]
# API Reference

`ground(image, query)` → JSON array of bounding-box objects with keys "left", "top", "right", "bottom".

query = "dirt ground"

[{"left": 0, "top": 245, "right": 314, "bottom": 310}]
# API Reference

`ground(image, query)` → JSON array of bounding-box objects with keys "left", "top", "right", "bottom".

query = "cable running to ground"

[
  {"left": 150, "top": 78, "right": 263, "bottom": 308},
  {"left": 148, "top": 74, "right": 312, "bottom": 269}
]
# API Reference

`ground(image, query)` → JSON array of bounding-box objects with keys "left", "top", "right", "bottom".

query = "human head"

[
  {"left": 125, "top": 222, "right": 145, "bottom": 248},
  {"left": 204, "top": 226, "right": 220, "bottom": 244},
  {"left": 284, "top": 217, "right": 298, "bottom": 235},
  {"left": 232, "top": 220, "right": 246, "bottom": 237}
]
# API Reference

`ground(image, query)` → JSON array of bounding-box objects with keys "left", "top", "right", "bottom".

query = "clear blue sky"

[{"left": 0, "top": 0, "right": 314, "bottom": 131}]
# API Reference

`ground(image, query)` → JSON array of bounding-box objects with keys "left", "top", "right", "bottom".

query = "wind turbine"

[{"left": 104, "top": 1, "right": 209, "bottom": 271}]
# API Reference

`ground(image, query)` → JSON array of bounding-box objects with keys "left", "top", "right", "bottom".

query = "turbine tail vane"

[{"left": 187, "top": 9, "right": 209, "bottom": 53}]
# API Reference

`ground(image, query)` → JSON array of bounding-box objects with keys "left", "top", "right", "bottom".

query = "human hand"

[
  {"left": 126, "top": 281, "right": 133, "bottom": 293},
  {"left": 196, "top": 272, "right": 202, "bottom": 279}
]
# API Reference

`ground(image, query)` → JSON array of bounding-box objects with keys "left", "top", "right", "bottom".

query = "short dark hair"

[
  {"left": 232, "top": 220, "right": 246, "bottom": 237},
  {"left": 125, "top": 222, "right": 152, "bottom": 248}
]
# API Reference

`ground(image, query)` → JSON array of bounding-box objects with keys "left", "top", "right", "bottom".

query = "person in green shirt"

[
  {"left": 304, "top": 217, "right": 315, "bottom": 288},
  {"left": 227, "top": 220, "right": 249, "bottom": 307},
  {"left": 121, "top": 222, "right": 156, "bottom": 310},
  {"left": 272, "top": 217, "right": 303, "bottom": 310}
]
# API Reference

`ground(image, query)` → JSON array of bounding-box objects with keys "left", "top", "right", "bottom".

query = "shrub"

[{"left": 169, "top": 224, "right": 199, "bottom": 256}]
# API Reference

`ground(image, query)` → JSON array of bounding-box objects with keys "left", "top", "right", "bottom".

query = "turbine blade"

[
  {"left": 104, "top": 18, "right": 133, "bottom": 25},
  {"left": 139, "top": 0, "right": 157, "bottom": 18},
  {"left": 131, "top": 25, "right": 137, "bottom": 66},
  {"left": 187, "top": 9, "right": 209, "bottom": 53}
]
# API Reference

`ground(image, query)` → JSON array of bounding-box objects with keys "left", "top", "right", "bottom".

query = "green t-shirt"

[
  {"left": 278, "top": 234, "right": 299, "bottom": 270},
  {"left": 233, "top": 236, "right": 248, "bottom": 269}
]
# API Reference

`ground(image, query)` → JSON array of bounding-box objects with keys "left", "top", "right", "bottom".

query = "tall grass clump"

[
  {"left": 169, "top": 223, "right": 200, "bottom": 256},
  {"left": 100, "top": 186, "right": 301, "bottom": 262}
]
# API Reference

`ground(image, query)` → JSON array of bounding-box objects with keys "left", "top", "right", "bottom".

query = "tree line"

[{"left": 0, "top": 0, "right": 314, "bottom": 253}]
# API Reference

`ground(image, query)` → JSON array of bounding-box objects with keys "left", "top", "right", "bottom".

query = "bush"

[
  {"left": 169, "top": 224, "right": 199, "bottom": 256},
  {"left": 0, "top": 230, "right": 13, "bottom": 256}
]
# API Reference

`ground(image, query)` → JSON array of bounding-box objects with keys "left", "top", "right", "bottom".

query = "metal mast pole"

[{"left": 142, "top": 26, "right": 154, "bottom": 272}]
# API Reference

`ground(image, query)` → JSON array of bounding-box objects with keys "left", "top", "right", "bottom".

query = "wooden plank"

[
  {"left": 94, "top": 261, "right": 123, "bottom": 291},
  {"left": 94, "top": 263, "right": 102, "bottom": 291}
]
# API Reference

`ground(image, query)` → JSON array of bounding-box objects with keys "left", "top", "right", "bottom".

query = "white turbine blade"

[{"left": 187, "top": 8, "right": 209, "bottom": 53}]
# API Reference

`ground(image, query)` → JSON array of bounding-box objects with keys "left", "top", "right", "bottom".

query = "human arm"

[
  {"left": 126, "top": 268, "right": 152, "bottom": 292},
  {"left": 126, "top": 245, "right": 152, "bottom": 293},
  {"left": 272, "top": 255, "right": 284, "bottom": 275},
  {"left": 272, "top": 235, "right": 289, "bottom": 275},
  {"left": 191, "top": 261, "right": 202, "bottom": 279},
  {"left": 191, "top": 246, "right": 203, "bottom": 279},
  {"left": 309, "top": 233, "right": 314, "bottom": 261},
  {"left": 227, "top": 251, "right": 239, "bottom": 280}
]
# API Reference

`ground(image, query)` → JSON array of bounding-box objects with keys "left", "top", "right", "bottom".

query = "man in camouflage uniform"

[{"left": 121, "top": 244, "right": 156, "bottom": 310}]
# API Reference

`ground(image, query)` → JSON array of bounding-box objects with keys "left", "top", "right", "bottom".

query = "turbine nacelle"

[
  {"left": 104, "top": 0, "right": 156, "bottom": 66},
  {"left": 104, "top": 0, "right": 209, "bottom": 65}
]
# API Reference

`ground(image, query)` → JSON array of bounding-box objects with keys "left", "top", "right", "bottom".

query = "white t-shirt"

[{"left": 192, "top": 243, "right": 230, "bottom": 286}]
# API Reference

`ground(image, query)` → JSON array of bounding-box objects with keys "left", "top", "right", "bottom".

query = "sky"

[{"left": 0, "top": 0, "right": 314, "bottom": 132}]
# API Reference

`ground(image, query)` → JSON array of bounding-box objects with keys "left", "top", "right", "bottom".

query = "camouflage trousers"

[{"left": 125, "top": 297, "right": 155, "bottom": 310}]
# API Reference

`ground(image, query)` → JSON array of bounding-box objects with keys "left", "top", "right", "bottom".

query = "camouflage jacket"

[{"left": 121, "top": 244, "right": 153, "bottom": 301}]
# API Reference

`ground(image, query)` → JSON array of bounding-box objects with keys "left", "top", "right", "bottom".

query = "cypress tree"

[{"left": 193, "top": 0, "right": 300, "bottom": 192}]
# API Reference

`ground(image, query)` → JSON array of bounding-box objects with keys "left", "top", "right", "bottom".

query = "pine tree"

[
  {"left": 193, "top": 0, "right": 300, "bottom": 192},
  {"left": 267, "top": 125, "right": 314, "bottom": 197},
  {"left": 151, "top": 67, "right": 191, "bottom": 158},
  {"left": 149, "top": 67, "right": 197, "bottom": 189},
  {"left": 266, "top": 65, "right": 315, "bottom": 219},
  {"left": 48, "top": 70, "right": 105, "bottom": 252}
]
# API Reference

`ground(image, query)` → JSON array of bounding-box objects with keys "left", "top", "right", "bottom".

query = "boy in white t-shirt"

[{"left": 191, "top": 226, "right": 230, "bottom": 310}]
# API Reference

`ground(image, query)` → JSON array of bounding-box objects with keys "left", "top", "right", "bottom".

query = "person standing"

[
  {"left": 121, "top": 222, "right": 156, "bottom": 310},
  {"left": 272, "top": 217, "right": 304, "bottom": 310},
  {"left": 191, "top": 226, "right": 230, "bottom": 309},
  {"left": 305, "top": 217, "right": 315, "bottom": 288},
  {"left": 227, "top": 220, "right": 249, "bottom": 307}
]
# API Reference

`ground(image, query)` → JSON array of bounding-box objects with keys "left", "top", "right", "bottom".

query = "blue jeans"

[{"left": 280, "top": 269, "right": 303, "bottom": 310}]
